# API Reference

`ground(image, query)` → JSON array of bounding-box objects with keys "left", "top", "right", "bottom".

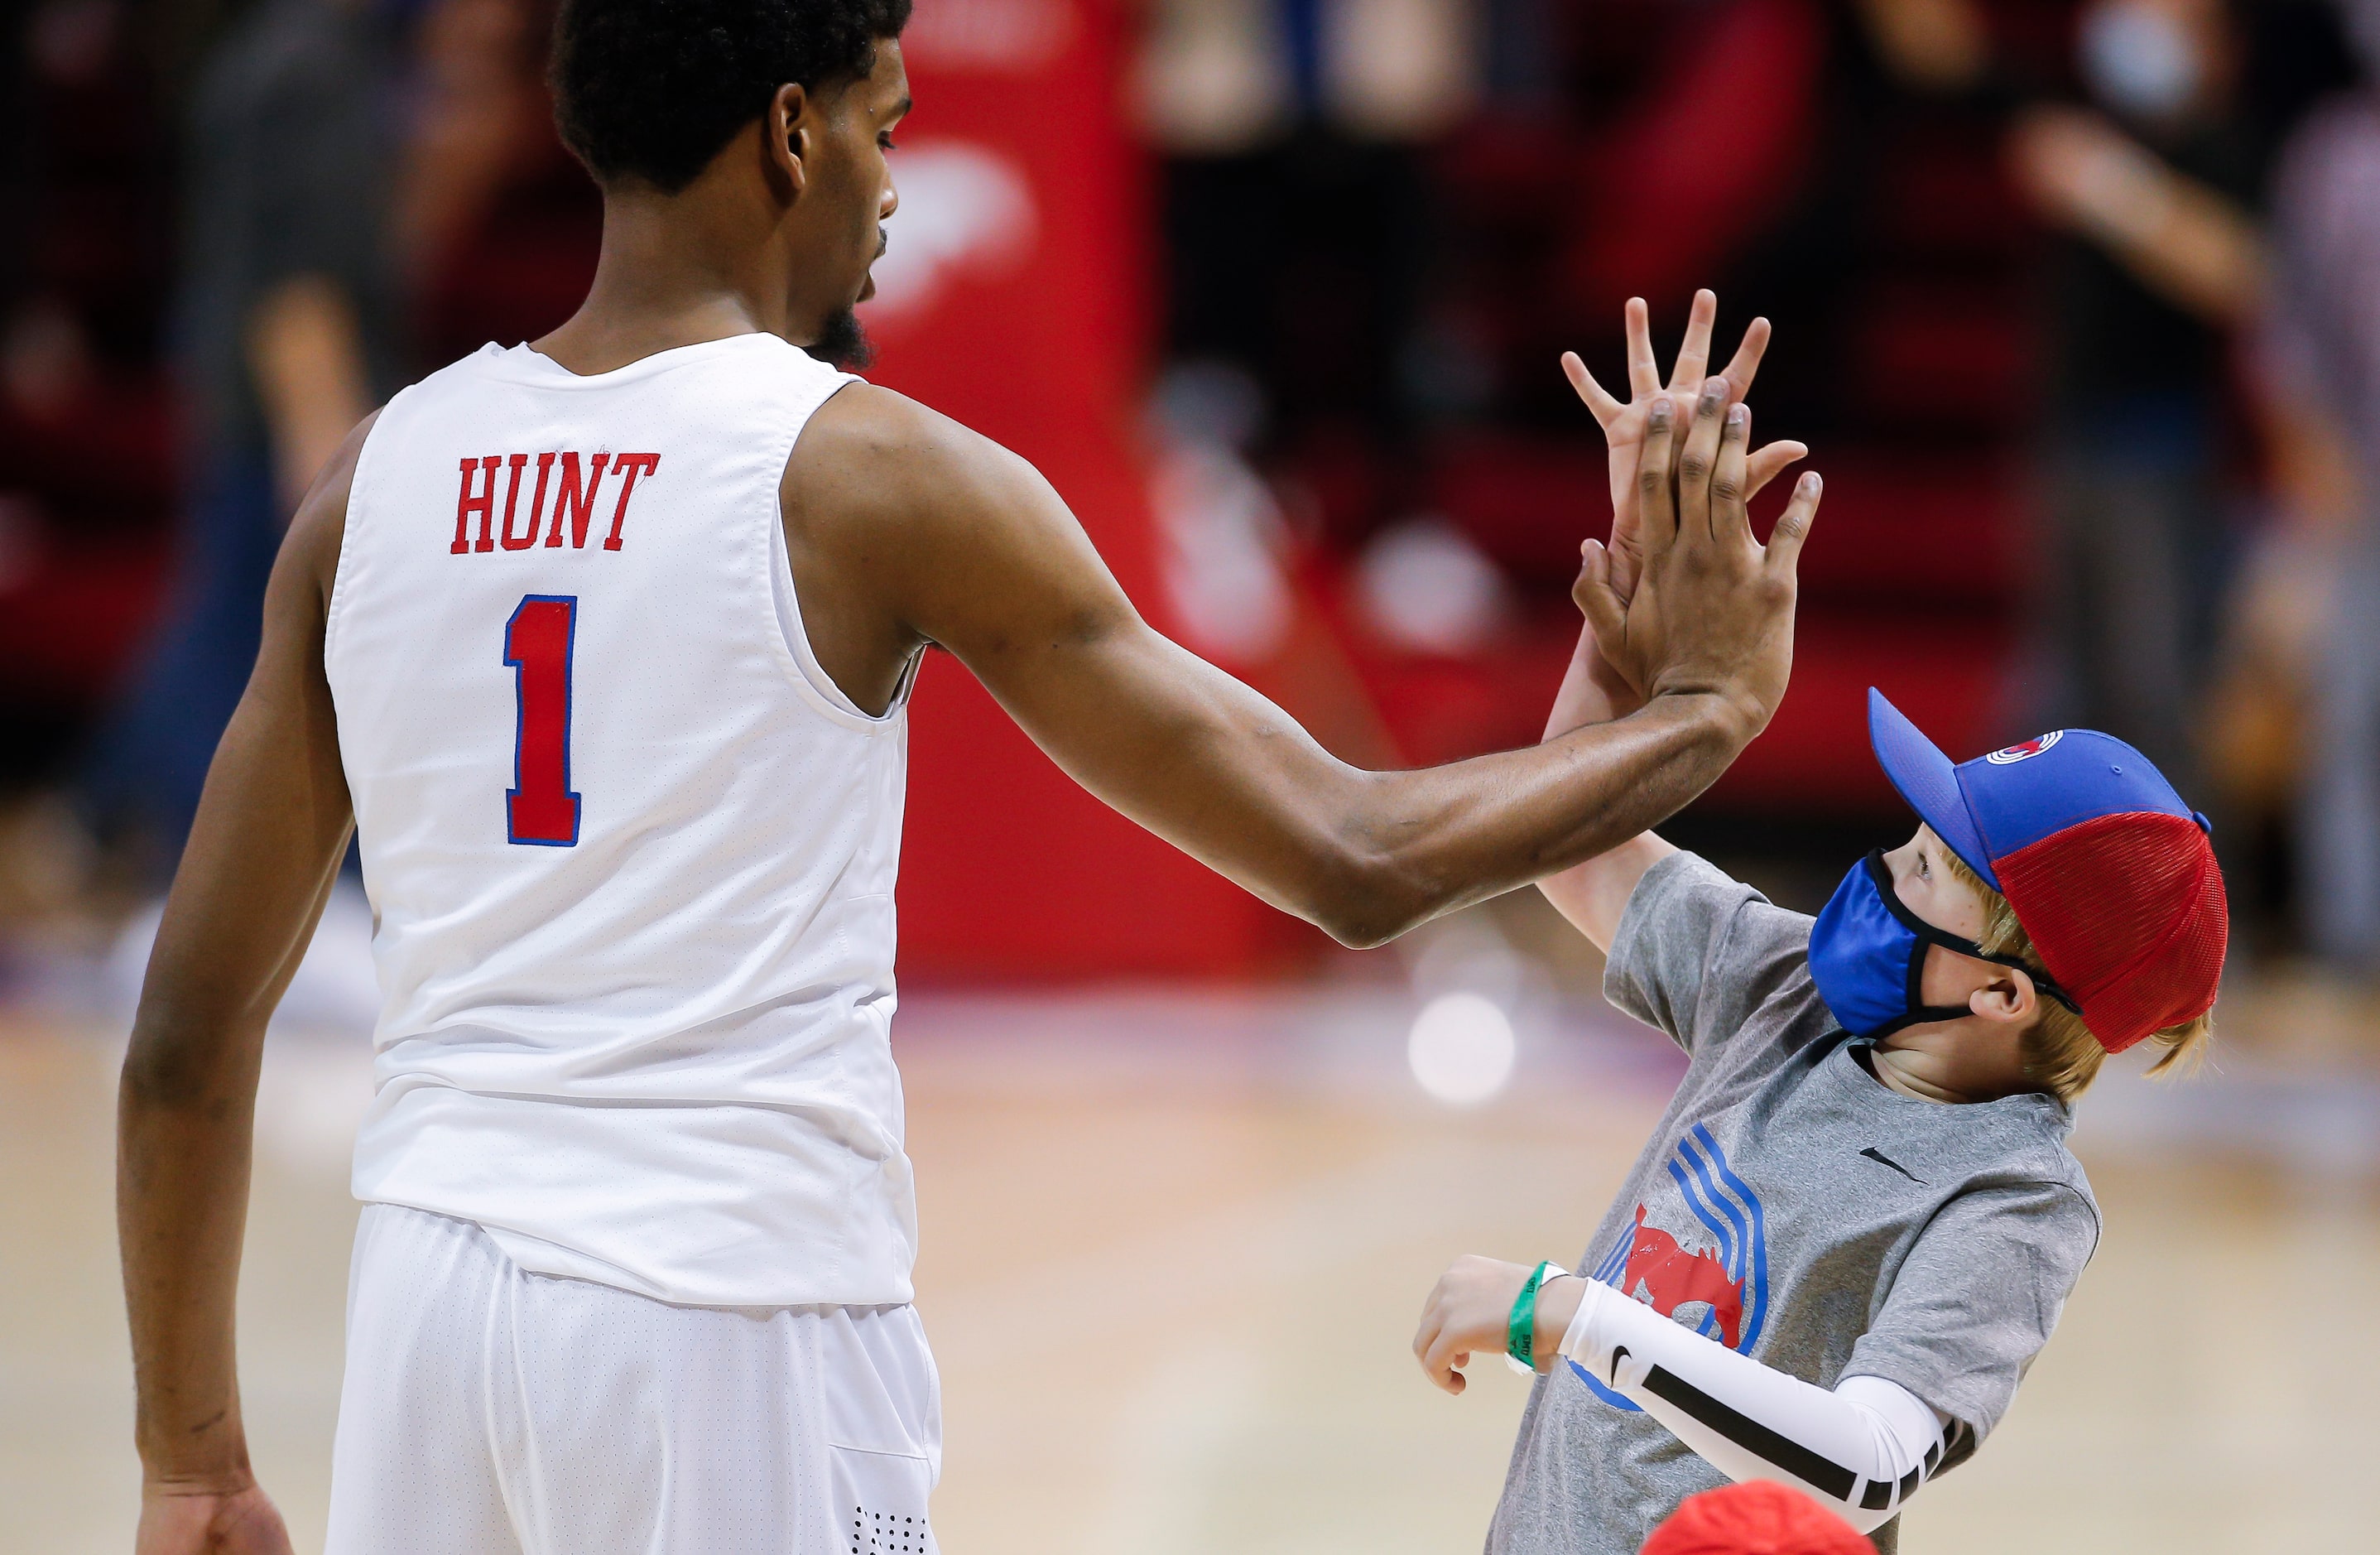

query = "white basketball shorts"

[{"left": 325, "top": 1205, "right": 940, "bottom": 1555}]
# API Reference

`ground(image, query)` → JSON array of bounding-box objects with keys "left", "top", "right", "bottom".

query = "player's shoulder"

[
  {"left": 285, "top": 408, "right": 383, "bottom": 596},
  {"left": 796, "top": 382, "right": 1020, "bottom": 474},
  {"left": 789, "top": 381, "right": 1042, "bottom": 522}
]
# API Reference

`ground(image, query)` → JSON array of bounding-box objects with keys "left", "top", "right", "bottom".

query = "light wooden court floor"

[{"left": 4, "top": 986, "right": 2378, "bottom": 1554}]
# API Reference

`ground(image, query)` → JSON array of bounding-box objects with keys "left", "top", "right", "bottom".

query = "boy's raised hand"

[
  {"left": 1562, "top": 291, "right": 1809, "bottom": 611},
  {"left": 1576, "top": 369, "right": 1823, "bottom": 735}
]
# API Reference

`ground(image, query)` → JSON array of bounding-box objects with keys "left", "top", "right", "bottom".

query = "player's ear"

[{"left": 767, "top": 84, "right": 811, "bottom": 195}]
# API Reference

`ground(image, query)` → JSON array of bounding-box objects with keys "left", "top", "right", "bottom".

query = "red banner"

[{"left": 861, "top": 0, "right": 1305, "bottom": 979}]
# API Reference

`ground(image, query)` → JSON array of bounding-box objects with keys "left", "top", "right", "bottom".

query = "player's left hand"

[
  {"left": 1564, "top": 290, "right": 1809, "bottom": 610},
  {"left": 135, "top": 1479, "right": 296, "bottom": 1555},
  {"left": 1414, "top": 1254, "right": 1557, "bottom": 1395}
]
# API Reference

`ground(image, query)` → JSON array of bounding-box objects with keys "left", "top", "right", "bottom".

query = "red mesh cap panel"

[
  {"left": 1994, "top": 811, "right": 2228, "bottom": 1053},
  {"left": 1640, "top": 1482, "right": 1874, "bottom": 1555}
]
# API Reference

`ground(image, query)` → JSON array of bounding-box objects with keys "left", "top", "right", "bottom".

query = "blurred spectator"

[
  {"left": 2254, "top": 0, "right": 2380, "bottom": 970},
  {"left": 0, "top": 0, "right": 180, "bottom": 798},
  {"left": 1137, "top": 0, "right": 1477, "bottom": 550},
  {"left": 83, "top": 0, "right": 404, "bottom": 872},
  {"left": 397, "top": 0, "right": 599, "bottom": 368},
  {"left": 2004, "top": 0, "right": 2265, "bottom": 790}
]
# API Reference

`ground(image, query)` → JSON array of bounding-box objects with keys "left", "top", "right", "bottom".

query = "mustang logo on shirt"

[
  {"left": 1618, "top": 1207, "right": 1746, "bottom": 1349},
  {"left": 1572, "top": 1123, "right": 1769, "bottom": 1411}
]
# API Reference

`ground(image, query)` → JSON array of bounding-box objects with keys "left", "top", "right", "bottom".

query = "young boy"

[
  {"left": 1409, "top": 291, "right": 2224, "bottom": 1551},
  {"left": 1411, "top": 662, "right": 2225, "bottom": 1548}
]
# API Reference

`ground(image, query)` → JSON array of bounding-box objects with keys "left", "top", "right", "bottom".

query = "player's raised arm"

[
  {"left": 789, "top": 373, "right": 1819, "bottom": 950},
  {"left": 117, "top": 420, "right": 366, "bottom": 1555}
]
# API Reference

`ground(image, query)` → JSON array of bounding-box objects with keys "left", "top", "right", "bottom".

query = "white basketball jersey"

[{"left": 327, "top": 334, "right": 919, "bottom": 1307}]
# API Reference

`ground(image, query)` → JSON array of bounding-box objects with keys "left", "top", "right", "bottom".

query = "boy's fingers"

[
  {"left": 1676, "top": 375, "right": 1729, "bottom": 544},
  {"left": 1670, "top": 288, "right": 1718, "bottom": 394},
  {"left": 1634, "top": 396, "right": 1680, "bottom": 551},
  {"left": 1745, "top": 439, "right": 1809, "bottom": 500},
  {"left": 1712, "top": 401, "right": 1752, "bottom": 544},
  {"left": 1764, "top": 470, "right": 1824, "bottom": 576},
  {"left": 1562, "top": 351, "right": 1624, "bottom": 426},
  {"left": 1624, "top": 297, "right": 1660, "bottom": 397},
  {"left": 1717, "top": 315, "right": 1772, "bottom": 403}
]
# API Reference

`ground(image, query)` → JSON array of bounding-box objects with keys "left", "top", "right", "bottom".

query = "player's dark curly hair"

[{"left": 551, "top": 0, "right": 913, "bottom": 192}]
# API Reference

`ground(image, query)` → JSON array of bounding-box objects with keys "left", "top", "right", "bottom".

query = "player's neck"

[{"left": 535, "top": 179, "right": 835, "bottom": 376}]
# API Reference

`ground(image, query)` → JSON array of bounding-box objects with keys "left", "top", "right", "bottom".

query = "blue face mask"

[{"left": 1807, "top": 852, "right": 2079, "bottom": 1037}]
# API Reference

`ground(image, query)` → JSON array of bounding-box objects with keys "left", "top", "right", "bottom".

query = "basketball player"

[{"left": 116, "top": 4, "right": 1822, "bottom": 1553}]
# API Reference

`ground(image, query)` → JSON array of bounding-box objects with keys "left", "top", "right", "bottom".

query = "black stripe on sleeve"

[
  {"left": 1900, "top": 1464, "right": 1921, "bottom": 1500},
  {"left": 1861, "top": 1479, "right": 1892, "bottom": 1511},
  {"left": 1637, "top": 1365, "right": 1860, "bottom": 1503},
  {"left": 1923, "top": 1439, "right": 1941, "bottom": 1474}
]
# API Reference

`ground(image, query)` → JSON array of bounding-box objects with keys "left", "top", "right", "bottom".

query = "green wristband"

[{"left": 1506, "top": 1261, "right": 1565, "bottom": 1370}]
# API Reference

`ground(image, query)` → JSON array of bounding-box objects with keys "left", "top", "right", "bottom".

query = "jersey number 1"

[{"left": 505, "top": 595, "right": 581, "bottom": 846}]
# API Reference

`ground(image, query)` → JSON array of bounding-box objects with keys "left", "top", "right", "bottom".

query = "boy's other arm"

[
  {"left": 118, "top": 419, "right": 368, "bottom": 1555},
  {"left": 1416, "top": 1256, "right": 1950, "bottom": 1536},
  {"left": 790, "top": 383, "right": 1814, "bottom": 947}
]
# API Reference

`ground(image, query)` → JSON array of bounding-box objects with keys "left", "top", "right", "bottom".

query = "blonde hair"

[{"left": 1935, "top": 843, "right": 2213, "bottom": 1102}]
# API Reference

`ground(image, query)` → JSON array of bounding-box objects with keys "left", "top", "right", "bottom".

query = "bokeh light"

[{"left": 1406, "top": 989, "right": 1517, "bottom": 1106}]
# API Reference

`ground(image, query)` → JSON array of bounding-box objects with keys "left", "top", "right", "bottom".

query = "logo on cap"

[{"left": 1984, "top": 730, "right": 2064, "bottom": 765}]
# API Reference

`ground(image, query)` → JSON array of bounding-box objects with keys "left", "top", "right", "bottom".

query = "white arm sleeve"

[{"left": 1557, "top": 1278, "right": 1962, "bottom": 1534}]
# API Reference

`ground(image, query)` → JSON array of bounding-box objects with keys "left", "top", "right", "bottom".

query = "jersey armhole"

[
  {"left": 324, "top": 386, "right": 409, "bottom": 670},
  {"left": 766, "top": 462, "right": 911, "bottom": 731}
]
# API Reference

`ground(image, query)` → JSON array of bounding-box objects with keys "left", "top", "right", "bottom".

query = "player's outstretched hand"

[
  {"left": 1576, "top": 372, "right": 1822, "bottom": 739},
  {"left": 136, "top": 1481, "right": 295, "bottom": 1555},
  {"left": 1414, "top": 1254, "right": 1541, "bottom": 1395},
  {"left": 1562, "top": 290, "right": 1808, "bottom": 610}
]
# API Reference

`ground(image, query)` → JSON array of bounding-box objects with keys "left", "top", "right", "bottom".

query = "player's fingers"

[
  {"left": 1669, "top": 288, "right": 1717, "bottom": 393},
  {"left": 1713, "top": 401, "right": 1752, "bottom": 544},
  {"left": 1624, "top": 297, "right": 1660, "bottom": 398},
  {"left": 1717, "top": 315, "right": 1772, "bottom": 403},
  {"left": 1764, "top": 470, "right": 1824, "bottom": 577},
  {"left": 1745, "top": 439, "right": 1809, "bottom": 501},
  {"left": 1676, "top": 375, "right": 1729, "bottom": 543},
  {"left": 1634, "top": 395, "right": 1680, "bottom": 551},
  {"left": 1562, "top": 351, "right": 1624, "bottom": 427}
]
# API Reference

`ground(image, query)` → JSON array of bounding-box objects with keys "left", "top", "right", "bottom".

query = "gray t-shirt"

[{"left": 1487, "top": 852, "right": 2099, "bottom": 1554}]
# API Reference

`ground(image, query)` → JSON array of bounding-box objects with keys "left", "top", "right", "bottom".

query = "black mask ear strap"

[{"left": 1860, "top": 852, "right": 2084, "bottom": 1018}]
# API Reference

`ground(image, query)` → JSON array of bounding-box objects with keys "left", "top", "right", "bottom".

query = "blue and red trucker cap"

[{"left": 1865, "top": 689, "right": 2227, "bottom": 1053}]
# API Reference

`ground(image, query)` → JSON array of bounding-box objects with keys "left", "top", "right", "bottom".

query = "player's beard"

[{"left": 814, "top": 305, "right": 873, "bottom": 369}]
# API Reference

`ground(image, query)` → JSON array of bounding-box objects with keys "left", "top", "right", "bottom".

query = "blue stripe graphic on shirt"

[
  {"left": 1591, "top": 1225, "right": 1631, "bottom": 1285},
  {"left": 1666, "top": 1158, "right": 1731, "bottom": 1339},
  {"left": 1570, "top": 1124, "right": 1769, "bottom": 1411},
  {"left": 1692, "top": 1124, "right": 1769, "bottom": 1350}
]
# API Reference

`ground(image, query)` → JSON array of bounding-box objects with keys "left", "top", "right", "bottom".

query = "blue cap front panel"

[
  {"left": 1867, "top": 690, "right": 1998, "bottom": 888},
  {"left": 1954, "top": 729, "right": 2191, "bottom": 859}
]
